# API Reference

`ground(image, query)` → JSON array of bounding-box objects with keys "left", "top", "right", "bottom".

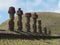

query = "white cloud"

[
  {"left": 53, "top": 0, "right": 60, "bottom": 13},
  {"left": 0, "top": 0, "right": 18, "bottom": 11},
  {"left": 0, "top": 0, "right": 42, "bottom": 12}
]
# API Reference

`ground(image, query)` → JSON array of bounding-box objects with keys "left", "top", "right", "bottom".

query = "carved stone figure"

[
  {"left": 25, "top": 13, "right": 31, "bottom": 32},
  {"left": 8, "top": 6, "right": 15, "bottom": 31},
  {"left": 17, "top": 8, "right": 23, "bottom": 31},
  {"left": 44, "top": 27, "right": 47, "bottom": 35},
  {"left": 48, "top": 30, "right": 51, "bottom": 35},
  {"left": 38, "top": 20, "right": 42, "bottom": 34},
  {"left": 32, "top": 13, "right": 38, "bottom": 33}
]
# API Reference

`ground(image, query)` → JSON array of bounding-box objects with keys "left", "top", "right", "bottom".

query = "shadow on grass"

[{"left": 0, "top": 30, "right": 60, "bottom": 40}]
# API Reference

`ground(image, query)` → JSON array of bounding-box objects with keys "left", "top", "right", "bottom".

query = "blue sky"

[{"left": 0, "top": 0, "right": 60, "bottom": 24}]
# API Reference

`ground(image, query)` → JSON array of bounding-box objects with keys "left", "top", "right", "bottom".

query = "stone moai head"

[
  {"left": 8, "top": 6, "right": 15, "bottom": 15},
  {"left": 25, "top": 13, "right": 31, "bottom": 18},
  {"left": 17, "top": 8, "right": 23, "bottom": 15},
  {"left": 32, "top": 13, "right": 38, "bottom": 19}
]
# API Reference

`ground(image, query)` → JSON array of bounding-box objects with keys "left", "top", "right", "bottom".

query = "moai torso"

[
  {"left": 32, "top": 13, "right": 38, "bottom": 33},
  {"left": 38, "top": 20, "right": 42, "bottom": 34},
  {"left": 8, "top": 7, "right": 15, "bottom": 31},
  {"left": 17, "top": 8, "right": 23, "bottom": 31},
  {"left": 25, "top": 13, "right": 31, "bottom": 32}
]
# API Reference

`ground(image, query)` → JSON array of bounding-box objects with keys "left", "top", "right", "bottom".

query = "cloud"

[
  {"left": 0, "top": 0, "right": 42, "bottom": 12},
  {"left": 0, "top": 0, "right": 18, "bottom": 11},
  {"left": 0, "top": 0, "right": 59, "bottom": 13},
  {"left": 48, "top": 0, "right": 57, "bottom": 2},
  {"left": 53, "top": 0, "right": 60, "bottom": 13},
  {"left": 29, "top": 0, "right": 42, "bottom": 6},
  {"left": 0, "top": 15, "right": 2, "bottom": 18}
]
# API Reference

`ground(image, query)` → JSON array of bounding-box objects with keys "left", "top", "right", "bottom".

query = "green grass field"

[{"left": 0, "top": 12, "right": 60, "bottom": 45}]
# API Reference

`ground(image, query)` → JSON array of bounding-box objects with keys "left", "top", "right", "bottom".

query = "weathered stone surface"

[
  {"left": 25, "top": 13, "right": 31, "bottom": 32},
  {"left": 32, "top": 13, "right": 38, "bottom": 33},
  {"left": 8, "top": 7, "right": 15, "bottom": 15},
  {"left": 44, "top": 27, "right": 47, "bottom": 35},
  {"left": 17, "top": 8, "right": 23, "bottom": 31},
  {"left": 9, "top": 20, "right": 14, "bottom": 31},
  {"left": 8, "top": 6, "right": 15, "bottom": 31},
  {"left": 48, "top": 30, "right": 51, "bottom": 35},
  {"left": 38, "top": 20, "right": 42, "bottom": 34}
]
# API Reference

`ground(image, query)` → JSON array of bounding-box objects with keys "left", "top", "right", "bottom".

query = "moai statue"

[
  {"left": 38, "top": 20, "right": 42, "bottom": 34},
  {"left": 32, "top": 13, "right": 38, "bottom": 33},
  {"left": 48, "top": 30, "right": 51, "bottom": 36},
  {"left": 17, "top": 8, "right": 23, "bottom": 31},
  {"left": 8, "top": 6, "right": 15, "bottom": 31},
  {"left": 43, "top": 27, "right": 47, "bottom": 35},
  {"left": 25, "top": 13, "right": 31, "bottom": 32}
]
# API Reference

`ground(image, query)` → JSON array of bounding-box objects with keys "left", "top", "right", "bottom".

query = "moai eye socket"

[{"left": 8, "top": 6, "right": 15, "bottom": 14}]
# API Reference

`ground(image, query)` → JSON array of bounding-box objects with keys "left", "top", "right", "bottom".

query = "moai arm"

[
  {"left": 17, "top": 8, "right": 23, "bottom": 31},
  {"left": 8, "top": 6, "right": 15, "bottom": 31},
  {"left": 32, "top": 13, "right": 38, "bottom": 33},
  {"left": 38, "top": 20, "right": 42, "bottom": 34},
  {"left": 25, "top": 13, "right": 31, "bottom": 32}
]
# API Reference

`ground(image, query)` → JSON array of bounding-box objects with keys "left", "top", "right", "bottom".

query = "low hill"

[{"left": 0, "top": 12, "right": 60, "bottom": 35}]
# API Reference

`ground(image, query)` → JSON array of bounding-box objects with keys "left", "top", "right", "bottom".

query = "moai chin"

[
  {"left": 17, "top": 8, "right": 23, "bottom": 31},
  {"left": 32, "top": 13, "right": 38, "bottom": 33},
  {"left": 25, "top": 13, "right": 31, "bottom": 32},
  {"left": 8, "top": 6, "right": 15, "bottom": 31},
  {"left": 38, "top": 20, "right": 42, "bottom": 34}
]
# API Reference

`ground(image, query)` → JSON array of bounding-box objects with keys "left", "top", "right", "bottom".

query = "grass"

[
  {"left": 0, "top": 39, "right": 60, "bottom": 45},
  {"left": 0, "top": 12, "right": 60, "bottom": 45}
]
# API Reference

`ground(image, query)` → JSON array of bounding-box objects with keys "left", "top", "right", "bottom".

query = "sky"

[{"left": 0, "top": 0, "right": 60, "bottom": 24}]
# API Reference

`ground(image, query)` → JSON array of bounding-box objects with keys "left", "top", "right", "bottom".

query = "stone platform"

[{"left": 0, "top": 30, "right": 60, "bottom": 39}]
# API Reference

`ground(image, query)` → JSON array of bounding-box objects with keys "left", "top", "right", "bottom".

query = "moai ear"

[{"left": 8, "top": 6, "right": 15, "bottom": 14}]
